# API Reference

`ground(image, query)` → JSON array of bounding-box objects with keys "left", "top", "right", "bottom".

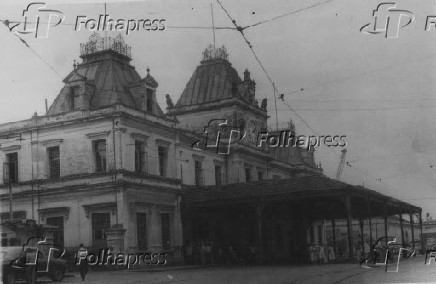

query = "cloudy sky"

[{"left": 0, "top": 0, "right": 435, "bottom": 217}]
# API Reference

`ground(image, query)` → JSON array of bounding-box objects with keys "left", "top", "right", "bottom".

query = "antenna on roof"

[
  {"left": 211, "top": 3, "right": 216, "bottom": 48},
  {"left": 104, "top": 2, "right": 108, "bottom": 40},
  {"left": 273, "top": 82, "right": 278, "bottom": 131}
]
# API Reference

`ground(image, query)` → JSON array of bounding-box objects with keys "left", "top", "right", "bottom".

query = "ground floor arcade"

[{"left": 182, "top": 175, "right": 422, "bottom": 264}]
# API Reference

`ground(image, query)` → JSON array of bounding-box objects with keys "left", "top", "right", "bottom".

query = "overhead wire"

[
  {"left": 282, "top": 49, "right": 436, "bottom": 96},
  {"left": 244, "top": 0, "right": 335, "bottom": 30},
  {"left": 215, "top": 0, "right": 419, "bottom": 198},
  {"left": 1, "top": 20, "right": 64, "bottom": 79},
  {"left": 216, "top": 0, "right": 339, "bottom": 159},
  {"left": 0, "top": 19, "right": 236, "bottom": 30},
  {"left": 276, "top": 104, "right": 436, "bottom": 112}
]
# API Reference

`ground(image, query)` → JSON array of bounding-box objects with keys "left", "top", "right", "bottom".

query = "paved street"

[{"left": 29, "top": 255, "right": 436, "bottom": 284}]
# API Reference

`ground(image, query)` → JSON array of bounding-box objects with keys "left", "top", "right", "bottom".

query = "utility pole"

[
  {"left": 273, "top": 83, "right": 278, "bottom": 131},
  {"left": 336, "top": 148, "right": 347, "bottom": 180}
]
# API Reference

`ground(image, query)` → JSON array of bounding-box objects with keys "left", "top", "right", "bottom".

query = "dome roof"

[
  {"left": 175, "top": 58, "right": 241, "bottom": 107},
  {"left": 47, "top": 34, "right": 163, "bottom": 116},
  {"left": 171, "top": 45, "right": 259, "bottom": 113}
]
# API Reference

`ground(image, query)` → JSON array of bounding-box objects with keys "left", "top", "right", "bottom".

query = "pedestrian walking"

[
  {"left": 309, "top": 243, "right": 317, "bottom": 264},
  {"left": 318, "top": 245, "right": 327, "bottom": 264},
  {"left": 184, "top": 241, "right": 193, "bottom": 265},
  {"left": 363, "top": 242, "right": 370, "bottom": 259},
  {"left": 328, "top": 245, "right": 336, "bottom": 262},
  {"left": 77, "top": 244, "right": 88, "bottom": 281},
  {"left": 205, "top": 242, "right": 212, "bottom": 265}
]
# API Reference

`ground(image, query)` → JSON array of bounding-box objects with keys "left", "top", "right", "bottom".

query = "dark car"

[{"left": 1, "top": 245, "right": 66, "bottom": 284}]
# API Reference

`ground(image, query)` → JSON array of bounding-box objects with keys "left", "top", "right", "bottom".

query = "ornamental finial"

[{"left": 202, "top": 45, "right": 229, "bottom": 62}]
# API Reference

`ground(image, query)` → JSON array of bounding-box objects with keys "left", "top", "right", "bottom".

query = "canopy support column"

[
  {"left": 346, "top": 195, "right": 354, "bottom": 259},
  {"left": 384, "top": 203, "right": 388, "bottom": 239},
  {"left": 399, "top": 207, "right": 405, "bottom": 244}
]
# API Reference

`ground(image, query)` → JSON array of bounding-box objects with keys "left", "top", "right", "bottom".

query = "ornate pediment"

[
  {"left": 63, "top": 70, "right": 87, "bottom": 84},
  {"left": 142, "top": 67, "right": 158, "bottom": 88},
  {"left": 143, "top": 75, "right": 158, "bottom": 88}
]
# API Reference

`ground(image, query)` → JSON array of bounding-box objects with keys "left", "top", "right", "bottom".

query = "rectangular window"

[
  {"left": 92, "top": 213, "right": 110, "bottom": 249},
  {"left": 70, "top": 87, "right": 80, "bottom": 110},
  {"left": 46, "top": 216, "right": 64, "bottom": 246},
  {"left": 47, "top": 146, "right": 60, "bottom": 179},
  {"left": 194, "top": 161, "right": 203, "bottom": 186},
  {"left": 135, "top": 141, "right": 147, "bottom": 173},
  {"left": 70, "top": 88, "right": 75, "bottom": 110},
  {"left": 136, "top": 213, "right": 147, "bottom": 251},
  {"left": 245, "top": 168, "right": 251, "bottom": 183},
  {"left": 258, "top": 171, "right": 263, "bottom": 181},
  {"left": 215, "top": 165, "right": 222, "bottom": 185},
  {"left": 158, "top": 146, "right": 167, "bottom": 177},
  {"left": 93, "top": 140, "right": 107, "bottom": 173},
  {"left": 5, "top": 152, "right": 18, "bottom": 183},
  {"left": 161, "top": 213, "right": 171, "bottom": 250},
  {"left": 146, "top": 89, "right": 153, "bottom": 112}
]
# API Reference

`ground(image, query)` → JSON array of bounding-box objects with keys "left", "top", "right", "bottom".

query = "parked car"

[{"left": 1, "top": 245, "right": 66, "bottom": 284}]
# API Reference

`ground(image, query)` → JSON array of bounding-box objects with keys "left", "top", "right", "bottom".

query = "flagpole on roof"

[
  {"left": 273, "top": 82, "right": 278, "bottom": 131},
  {"left": 211, "top": 3, "right": 216, "bottom": 49},
  {"left": 104, "top": 3, "right": 108, "bottom": 41}
]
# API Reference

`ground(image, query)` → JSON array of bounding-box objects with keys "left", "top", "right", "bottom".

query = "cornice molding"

[
  {"left": 1, "top": 145, "right": 21, "bottom": 152},
  {"left": 85, "top": 131, "right": 111, "bottom": 139}
]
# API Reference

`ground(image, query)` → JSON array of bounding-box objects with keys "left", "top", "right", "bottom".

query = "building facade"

[{"left": 0, "top": 34, "right": 320, "bottom": 261}]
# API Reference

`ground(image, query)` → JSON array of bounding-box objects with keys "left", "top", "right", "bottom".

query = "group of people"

[
  {"left": 184, "top": 241, "right": 214, "bottom": 265},
  {"left": 184, "top": 241, "right": 258, "bottom": 265},
  {"left": 308, "top": 243, "right": 336, "bottom": 264}
]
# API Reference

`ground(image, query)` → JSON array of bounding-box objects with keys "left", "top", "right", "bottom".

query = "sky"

[{"left": 0, "top": 0, "right": 435, "bottom": 217}]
